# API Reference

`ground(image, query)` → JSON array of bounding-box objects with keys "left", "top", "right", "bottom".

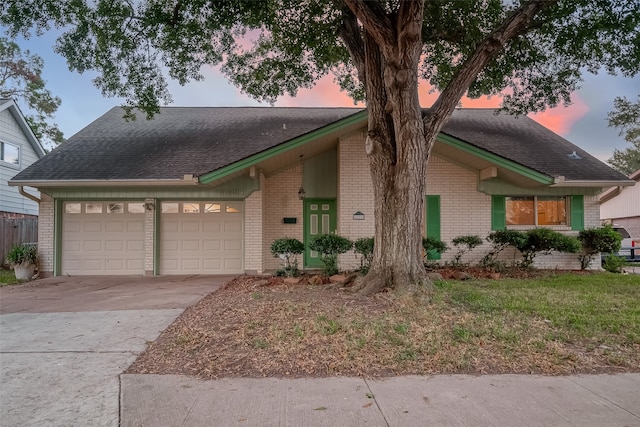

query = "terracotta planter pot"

[{"left": 13, "top": 263, "right": 36, "bottom": 281}]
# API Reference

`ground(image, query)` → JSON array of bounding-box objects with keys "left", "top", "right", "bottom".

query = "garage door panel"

[
  {"left": 204, "top": 221, "right": 221, "bottom": 232},
  {"left": 127, "top": 241, "right": 144, "bottom": 251},
  {"left": 84, "top": 221, "right": 103, "bottom": 232},
  {"left": 66, "top": 222, "right": 82, "bottom": 232},
  {"left": 127, "top": 222, "right": 144, "bottom": 232},
  {"left": 160, "top": 201, "right": 243, "bottom": 274},
  {"left": 105, "top": 221, "right": 124, "bottom": 232},
  {"left": 62, "top": 202, "right": 145, "bottom": 275},
  {"left": 105, "top": 241, "right": 124, "bottom": 251},
  {"left": 84, "top": 241, "right": 103, "bottom": 251},
  {"left": 182, "top": 240, "right": 200, "bottom": 251},
  {"left": 203, "top": 240, "right": 221, "bottom": 251}
]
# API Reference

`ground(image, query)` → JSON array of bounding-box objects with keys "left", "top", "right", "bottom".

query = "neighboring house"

[
  {"left": 1, "top": 98, "right": 45, "bottom": 218},
  {"left": 599, "top": 168, "right": 640, "bottom": 237},
  {"left": 9, "top": 107, "right": 634, "bottom": 277}
]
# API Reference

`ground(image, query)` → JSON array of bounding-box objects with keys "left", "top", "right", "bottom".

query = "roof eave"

[
  {"left": 8, "top": 178, "right": 199, "bottom": 188},
  {"left": 550, "top": 179, "right": 636, "bottom": 188}
]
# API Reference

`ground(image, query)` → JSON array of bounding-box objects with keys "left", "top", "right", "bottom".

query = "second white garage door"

[{"left": 160, "top": 201, "right": 244, "bottom": 274}]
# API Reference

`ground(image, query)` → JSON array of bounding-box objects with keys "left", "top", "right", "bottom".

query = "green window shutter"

[
  {"left": 570, "top": 195, "right": 584, "bottom": 231},
  {"left": 491, "top": 195, "right": 506, "bottom": 230},
  {"left": 425, "top": 195, "right": 441, "bottom": 260}
]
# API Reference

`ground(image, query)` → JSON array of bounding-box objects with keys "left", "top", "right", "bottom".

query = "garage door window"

[
  {"left": 205, "top": 203, "right": 221, "bottom": 213},
  {"left": 162, "top": 202, "right": 179, "bottom": 213},
  {"left": 226, "top": 203, "right": 242, "bottom": 213},
  {"left": 183, "top": 203, "right": 200, "bottom": 213},
  {"left": 107, "top": 203, "right": 124, "bottom": 213},
  {"left": 86, "top": 203, "right": 103, "bottom": 214},
  {"left": 65, "top": 203, "right": 81, "bottom": 214},
  {"left": 128, "top": 203, "right": 145, "bottom": 213}
]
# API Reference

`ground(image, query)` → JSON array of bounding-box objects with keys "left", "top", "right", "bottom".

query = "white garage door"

[
  {"left": 160, "top": 201, "right": 244, "bottom": 274},
  {"left": 62, "top": 202, "right": 145, "bottom": 275}
]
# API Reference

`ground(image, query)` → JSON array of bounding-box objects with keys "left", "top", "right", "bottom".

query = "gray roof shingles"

[{"left": 11, "top": 106, "right": 628, "bottom": 183}]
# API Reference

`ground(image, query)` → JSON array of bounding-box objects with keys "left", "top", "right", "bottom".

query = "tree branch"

[
  {"left": 338, "top": 9, "right": 366, "bottom": 83},
  {"left": 342, "top": 0, "right": 395, "bottom": 48},
  {"left": 425, "top": 0, "right": 558, "bottom": 135}
]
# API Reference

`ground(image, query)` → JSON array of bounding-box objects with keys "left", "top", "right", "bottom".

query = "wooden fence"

[{"left": 1, "top": 217, "right": 38, "bottom": 265}]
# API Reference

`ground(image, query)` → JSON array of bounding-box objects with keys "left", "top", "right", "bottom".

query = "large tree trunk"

[
  {"left": 341, "top": 0, "right": 556, "bottom": 296},
  {"left": 351, "top": 3, "right": 431, "bottom": 296}
]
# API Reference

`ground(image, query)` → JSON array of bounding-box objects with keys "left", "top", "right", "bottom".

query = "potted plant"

[{"left": 6, "top": 244, "right": 38, "bottom": 281}]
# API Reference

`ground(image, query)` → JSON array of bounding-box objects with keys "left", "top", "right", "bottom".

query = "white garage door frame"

[
  {"left": 61, "top": 201, "right": 146, "bottom": 275},
  {"left": 158, "top": 200, "right": 244, "bottom": 274}
]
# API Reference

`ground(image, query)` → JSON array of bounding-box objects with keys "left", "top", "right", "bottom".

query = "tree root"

[{"left": 356, "top": 268, "right": 435, "bottom": 297}]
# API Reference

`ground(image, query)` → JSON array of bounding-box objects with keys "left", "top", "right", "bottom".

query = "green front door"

[{"left": 304, "top": 199, "right": 337, "bottom": 268}]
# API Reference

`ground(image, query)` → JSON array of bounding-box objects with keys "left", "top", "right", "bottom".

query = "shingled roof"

[
  {"left": 11, "top": 106, "right": 629, "bottom": 184},
  {"left": 12, "top": 107, "right": 362, "bottom": 181}
]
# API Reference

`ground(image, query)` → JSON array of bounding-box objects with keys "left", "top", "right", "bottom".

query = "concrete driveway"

[{"left": 0, "top": 275, "right": 233, "bottom": 427}]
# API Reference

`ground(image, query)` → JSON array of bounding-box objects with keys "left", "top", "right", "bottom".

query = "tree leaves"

[{"left": 0, "top": 37, "right": 64, "bottom": 147}]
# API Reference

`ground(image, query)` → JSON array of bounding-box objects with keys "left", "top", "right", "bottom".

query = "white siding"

[
  {"left": 0, "top": 107, "right": 41, "bottom": 215},
  {"left": 600, "top": 181, "right": 640, "bottom": 219}
]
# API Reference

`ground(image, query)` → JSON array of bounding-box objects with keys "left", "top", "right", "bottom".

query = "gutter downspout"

[{"left": 19, "top": 186, "right": 41, "bottom": 204}]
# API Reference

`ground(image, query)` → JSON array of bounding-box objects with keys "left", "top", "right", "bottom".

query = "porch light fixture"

[
  {"left": 298, "top": 154, "right": 305, "bottom": 200},
  {"left": 353, "top": 211, "right": 365, "bottom": 220},
  {"left": 144, "top": 202, "right": 155, "bottom": 211}
]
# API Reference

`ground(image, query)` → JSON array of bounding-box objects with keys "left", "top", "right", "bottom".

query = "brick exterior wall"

[
  {"left": 244, "top": 174, "right": 264, "bottom": 274},
  {"left": 334, "top": 132, "right": 598, "bottom": 271},
  {"left": 144, "top": 198, "right": 155, "bottom": 275},
  {"left": 262, "top": 164, "right": 304, "bottom": 271},
  {"left": 37, "top": 194, "right": 54, "bottom": 277}
]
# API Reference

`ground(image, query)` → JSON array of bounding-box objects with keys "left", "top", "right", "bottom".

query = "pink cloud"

[{"left": 275, "top": 77, "right": 590, "bottom": 137}]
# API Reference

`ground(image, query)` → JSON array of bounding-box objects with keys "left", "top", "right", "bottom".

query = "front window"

[
  {"left": 506, "top": 196, "right": 568, "bottom": 226},
  {"left": 1, "top": 141, "right": 19, "bottom": 165}
]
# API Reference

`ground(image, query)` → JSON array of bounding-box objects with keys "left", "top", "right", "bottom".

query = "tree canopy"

[
  {"left": 1, "top": 1, "right": 637, "bottom": 118},
  {"left": 0, "top": 37, "right": 64, "bottom": 146},
  {"left": 608, "top": 95, "right": 640, "bottom": 175}
]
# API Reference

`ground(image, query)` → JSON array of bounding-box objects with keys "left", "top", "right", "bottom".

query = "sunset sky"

[{"left": 5, "top": 30, "right": 639, "bottom": 164}]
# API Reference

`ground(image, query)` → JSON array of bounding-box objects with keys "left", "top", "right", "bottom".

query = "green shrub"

[
  {"left": 309, "top": 234, "right": 353, "bottom": 275},
  {"left": 450, "top": 235, "right": 483, "bottom": 267},
  {"left": 602, "top": 254, "right": 626, "bottom": 273},
  {"left": 6, "top": 244, "right": 38, "bottom": 266},
  {"left": 518, "top": 228, "right": 581, "bottom": 268},
  {"left": 422, "top": 237, "right": 448, "bottom": 261},
  {"left": 481, "top": 230, "right": 527, "bottom": 268},
  {"left": 577, "top": 225, "right": 623, "bottom": 269},
  {"left": 270, "top": 237, "right": 305, "bottom": 277},
  {"left": 353, "top": 237, "right": 374, "bottom": 274}
]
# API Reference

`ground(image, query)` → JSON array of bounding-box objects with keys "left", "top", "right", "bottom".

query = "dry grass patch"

[{"left": 127, "top": 274, "right": 640, "bottom": 379}]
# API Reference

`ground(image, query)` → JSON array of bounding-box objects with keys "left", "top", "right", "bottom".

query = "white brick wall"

[
  {"left": 37, "top": 194, "right": 54, "bottom": 276},
  {"left": 144, "top": 198, "right": 155, "bottom": 275},
  {"left": 334, "top": 133, "right": 595, "bottom": 271},
  {"left": 244, "top": 174, "right": 264, "bottom": 274},
  {"left": 338, "top": 131, "right": 375, "bottom": 270},
  {"left": 262, "top": 165, "right": 304, "bottom": 271}
]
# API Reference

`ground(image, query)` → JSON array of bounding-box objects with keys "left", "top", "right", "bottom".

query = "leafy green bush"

[
  {"left": 309, "top": 234, "right": 353, "bottom": 275},
  {"left": 6, "top": 244, "right": 38, "bottom": 266},
  {"left": 480, "top": 230, "right": 527, "bottom": 269},
  {"left": 422, "top": 237, "right": 448, "bottom": 261},
  {"left": 577, "top": 225, "right": 623, "bottom": 269},
  {"left": 353, "top": 237, "right": 374, "bottom": 274},
  {"left": 602, "top": 254, "right": 626, "bottom": 273},
  {"left": 270, "top": 237, "right": 305, "bottom": 277},
  {"left": 451, "top": 235, "right": 483, "bottom": 267},
  {"left": 518, "top": 228, "right": 581, "bottom": 268}
]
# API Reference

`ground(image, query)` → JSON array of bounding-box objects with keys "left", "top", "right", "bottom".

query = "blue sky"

[{"left": 5, "top": 29, "right": 639, "bottom": 164}]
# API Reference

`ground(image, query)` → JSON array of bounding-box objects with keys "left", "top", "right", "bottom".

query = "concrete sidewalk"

[{"left": 121, "top": 373, "right": 640, "bottom": 426}]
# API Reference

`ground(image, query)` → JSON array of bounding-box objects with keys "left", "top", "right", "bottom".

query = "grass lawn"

[
  {"left": 128, "top": 272, "right": 640, "bottom": 378},
  {"left": 0, "top": 269, "right": 18, "bottom": 286}
]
